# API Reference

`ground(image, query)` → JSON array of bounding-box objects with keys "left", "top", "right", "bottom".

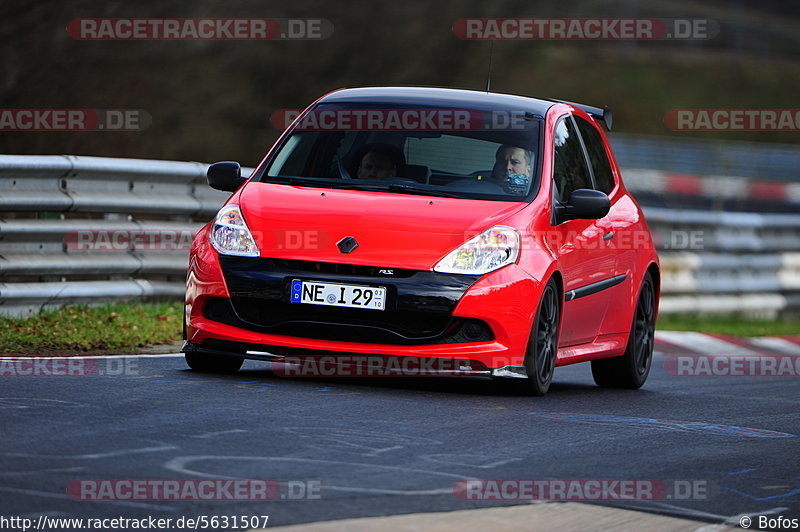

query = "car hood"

[{"left": 236, "top": 182, "right": 528, "bottom": 270}]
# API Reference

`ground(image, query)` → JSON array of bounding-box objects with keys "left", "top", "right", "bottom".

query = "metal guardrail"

[
  {"left": 0, "top": 154, "right": 225, "bottom": 215},
  {"left": 1, "top": 154, "right": 799, "bottom": 318},
  {"left": 0, "top": 155, "right": 232, "bottom": 316},
  {"left": 644, "top": 207, "right": 800, "bottom": 316},
  {"left": 645, "top": 207, "right": 800, "bottom": 253},
  {"left": 611, "top": 133, "right": 800, "bottom": 182},
  {"left": 621, "top": 168, "right": 800, "bottom": 213}
]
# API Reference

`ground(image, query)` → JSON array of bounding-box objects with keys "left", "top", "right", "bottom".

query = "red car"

[{"left": 183, "top": 87, "right": 660, "bottom": 395}]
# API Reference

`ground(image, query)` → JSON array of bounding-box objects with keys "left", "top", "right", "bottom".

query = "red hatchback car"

[{"left": 183, "top": 87, "right": 660, "bottom": 395}]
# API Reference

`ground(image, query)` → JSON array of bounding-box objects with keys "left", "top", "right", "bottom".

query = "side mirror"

[
  {"left": 556, "top": 189, "right": 610, "bottom": 221},
  {"left": 207, "top": 161, "right": 244, "bottom": 192}
]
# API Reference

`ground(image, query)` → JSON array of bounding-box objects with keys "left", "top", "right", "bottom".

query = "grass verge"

[
  {"left": 1, "top": 303, "right": 797, "bottom": 355},
  {"left": 657, "top": 313, "right": 800, "bottom": 337},
  {"left": 0, "top": 301, "right": 183, "bottom": 354}
]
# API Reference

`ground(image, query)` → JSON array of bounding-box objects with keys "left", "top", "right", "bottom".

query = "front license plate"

[{"left": 290, "top": 280, "right": 386, "bottom": 311}]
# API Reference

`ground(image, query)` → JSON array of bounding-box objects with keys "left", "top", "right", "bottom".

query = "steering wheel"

[
  {"left": 444, "top": 176, "right": 506, "bottom": 193},
  {"left": 469, "top": 170, "right": 494, "bottom": 179}
]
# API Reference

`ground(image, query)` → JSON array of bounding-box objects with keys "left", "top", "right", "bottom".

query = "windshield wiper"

[
  {"left": 262, "top": 177, "right": 462, "bottom": 198},
  {"left": 331, "top": 182, "right": 462, "bottom": 198},
  {"left": 263, "top": 176, "right": 341, "bottom": 187},
  {"left": 384, "top": 184, "right": 462, "bottom": 198}
]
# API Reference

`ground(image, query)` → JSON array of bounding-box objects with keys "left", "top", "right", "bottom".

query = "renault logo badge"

[{"left": 337, "top": 236, "right": 359, "bottom": 254}]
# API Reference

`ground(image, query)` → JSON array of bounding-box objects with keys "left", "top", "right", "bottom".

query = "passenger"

[{"left": 356, "top": 144, "right": 405, "bottom": 180}]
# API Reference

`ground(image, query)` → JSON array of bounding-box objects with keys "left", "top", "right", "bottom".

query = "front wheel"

[
  {"left": 185, "top": 351, "right": 244, "bottom": 374},
  {"left": 591, "top": 272, "right": 656, "bottom": 389},
  {"left": 521, "top": 279, "right": 561, "bottom": 396}
]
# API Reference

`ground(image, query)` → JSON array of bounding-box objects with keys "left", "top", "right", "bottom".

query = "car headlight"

[
  {"left": 210, "top": 205, "right": 259, "bottom": 257},
  {"left": 434, "top": 225, "right": 519, "bottom": 275}
]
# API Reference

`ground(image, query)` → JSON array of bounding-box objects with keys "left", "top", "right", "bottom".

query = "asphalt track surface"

[{"left": 1, "top": 345, "right": 799, "bottom": 530}]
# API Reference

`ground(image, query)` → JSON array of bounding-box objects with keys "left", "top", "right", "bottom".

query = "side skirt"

[{"left": 555, "top": 333, "right": 628, "bottom": 366}]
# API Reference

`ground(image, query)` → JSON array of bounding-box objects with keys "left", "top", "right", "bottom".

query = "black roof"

[{"left": 319, "top": 87, "right": 555, "bottom": 116}]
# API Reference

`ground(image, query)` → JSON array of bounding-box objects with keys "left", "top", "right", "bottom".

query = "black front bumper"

[{"left": 209, "top": 256, "right": 493, "bottom": 345}]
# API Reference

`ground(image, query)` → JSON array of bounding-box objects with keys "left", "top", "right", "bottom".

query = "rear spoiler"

[{"left": 549, "top": 99, "right": 613, "bottom": 131}]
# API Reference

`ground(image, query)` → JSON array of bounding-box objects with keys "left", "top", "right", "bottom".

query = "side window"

[
  {"left": 574, "top": 117, "right": 616, "bottom": 194},
  {"left": 553, "top": 118, "right": 592, "bottom": 201}
]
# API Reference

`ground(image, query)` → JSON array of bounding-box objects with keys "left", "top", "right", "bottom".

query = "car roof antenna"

[{"left": 485, "top": 40, "right": 494, "bottom": 93}]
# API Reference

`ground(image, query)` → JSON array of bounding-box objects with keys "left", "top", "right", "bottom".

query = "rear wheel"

[
  {"left": 521, "top": 279, "right": 560, "bottom": 396},
  {"left": 591, "top": 272, "right": 655, "bottom": 388},
  {"left": 185, "top": 351, "right": 244, "bottom": 374}
]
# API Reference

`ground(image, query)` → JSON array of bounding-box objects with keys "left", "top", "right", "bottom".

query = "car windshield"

[{"left": 260, "top": 103, "right": 542, "bottom": 201}]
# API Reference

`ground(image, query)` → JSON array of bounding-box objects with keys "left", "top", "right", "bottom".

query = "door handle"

[{"left": 603, "top": 231, "right": 615, "bottom": 241}]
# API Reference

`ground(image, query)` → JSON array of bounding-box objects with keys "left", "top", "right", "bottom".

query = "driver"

[
  {"left": 492, "top": 144, "right": 532, "bottom": 193},
  {"left": 356, "top": 144, "right": 405, "bottom": 180}
]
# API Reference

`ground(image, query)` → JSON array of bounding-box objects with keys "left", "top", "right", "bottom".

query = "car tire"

[
  {"left": 185, "top": 351, "right": 244, "bottom": 374},
  {"left": 521, "top": 278, "right": 561, "bottom": 396},
  {"left": 591, "top": 272, "right": 656, "bottom": 389}
]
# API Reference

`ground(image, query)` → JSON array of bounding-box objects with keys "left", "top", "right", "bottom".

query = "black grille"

[
  {"left": 271, "top": 259, "right": 415, "bottom": 278},
  {"left": 214, "top": 256, "right": 491, "bottom": 345},
  {"left": 204, "top": 297, "right": 493, "bottom": 345}
]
